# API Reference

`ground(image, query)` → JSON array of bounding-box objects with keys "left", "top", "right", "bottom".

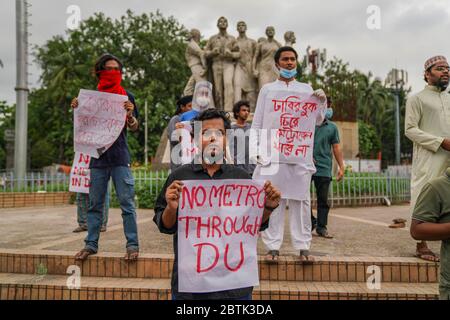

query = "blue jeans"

[
  {"left": 77, "top": 191, "right": 110, "bottom": 228},
  {"left": 84, "top": 166, "right": 139, "bottom": 253}
]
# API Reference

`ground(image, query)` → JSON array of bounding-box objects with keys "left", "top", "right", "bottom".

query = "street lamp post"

[
  {"left": 15, "top": 0, "right": 30, "bottom": 188},
  {"left": 386, "top": 68, "right": 408, "bottom": 165}
]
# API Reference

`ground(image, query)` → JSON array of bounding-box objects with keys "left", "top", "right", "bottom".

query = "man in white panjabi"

[
  {"left": 251, "top": 46, "right": 327, "bottom": 263},
  {"left": 405, "top": 55, "right": 450, "bottom": 262}
]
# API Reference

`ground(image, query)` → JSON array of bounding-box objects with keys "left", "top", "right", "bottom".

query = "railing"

[
  {"left": 311, "top": 172, "right": 411, "bottom": 207},
  {"left": 0, "top": 170, "right": 410, "bottom": 208}
]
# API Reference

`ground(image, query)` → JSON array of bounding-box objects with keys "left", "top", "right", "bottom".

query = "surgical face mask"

[
  {"left": 279, "top": 67, "right": 297, "bottom": 79},
  {"left": 196, "top": 96, "right": 210, "bottom": 109},
  {"left": 325, "top": 108, "right": 333, "bottom": 120}
]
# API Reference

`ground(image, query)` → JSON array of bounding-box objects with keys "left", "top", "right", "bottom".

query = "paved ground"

[{"left": 0, "top": 204, "right": 440, "bottom": 257}]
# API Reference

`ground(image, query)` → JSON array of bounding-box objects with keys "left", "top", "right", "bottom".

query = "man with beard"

[
  {"left": 153, "top": 109, "right": 281, "bottom": 300},
  {"left": 405, "top": 55, "right": 450, "bottom": 262}
]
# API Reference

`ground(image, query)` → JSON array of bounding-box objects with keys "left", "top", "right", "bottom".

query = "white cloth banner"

[
  {"left": 74, "top": 89, "right": 127, "bottom": 158},
  {"left": 178, "top": 179, "right": 265, "bottom": 293},
  {"left": 69, "top": 152, "right": 91, "bottom": 193},
  {"left": 262, "top": 92, "right": 322, "bottom": 164}
]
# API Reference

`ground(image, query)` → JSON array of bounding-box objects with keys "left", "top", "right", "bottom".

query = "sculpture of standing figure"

[
  {"left": 252, "top": 26, "right": 282, "bottom": 90},
  {"left": 205, "top": 17, "right": 240, "bottom": 111},
  {"left": 234, "top": 21, "right": 258, "bottom": 112},
  {"left": 183, "top": 29, "right": 208, "bottom": 96},
  {"left": 284, "top": 31, "right": 296, "bottom": 47}
]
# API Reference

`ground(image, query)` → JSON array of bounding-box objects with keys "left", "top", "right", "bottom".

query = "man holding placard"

[
  {"left": 154, "top": 109, "right": 281, "bottom": 300},
  {"left": 251, "top": 46, "right": 327, "bottom": 263},
  {"left": 71, "top": 54, "right": 140, "bottom": 261}
]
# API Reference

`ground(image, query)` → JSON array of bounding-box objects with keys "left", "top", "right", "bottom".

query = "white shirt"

[
  {"left": 405, "top": 85, "right": 450, "bottom": 210},
  {"left": 251, "top": 79, "right": 325, "bottom": 200}
]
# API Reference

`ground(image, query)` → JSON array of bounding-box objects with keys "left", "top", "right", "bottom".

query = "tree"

[
  {"left": 29, "top": 10, "right": 190, "bottom": 168},
  {"left": 0, "top": 101, "right": 14, "bottom": 169},
  {"left": 358, "top": 120, "right": 381, "bottom": 158}
]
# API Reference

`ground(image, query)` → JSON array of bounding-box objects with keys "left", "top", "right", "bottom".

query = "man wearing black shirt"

[
  {"left": 154, "top": 109, "right": 281, "bottom": 300},
  {"left": 71, "top": 54, "right": 140, "bottom": 261}
]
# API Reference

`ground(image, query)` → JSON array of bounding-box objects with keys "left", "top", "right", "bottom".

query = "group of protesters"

[{"left": 68, "top": 48, "right": 450, "bottom": 300}]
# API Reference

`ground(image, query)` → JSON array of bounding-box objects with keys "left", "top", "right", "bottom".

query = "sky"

[{"left": 1, "top": 0, "right": 450, "bottom": 104}]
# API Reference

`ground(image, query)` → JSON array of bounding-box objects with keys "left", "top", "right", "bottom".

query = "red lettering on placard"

[
  {"left": 235, "top": 184, "right": 249, "bottom": 206},
  {"left": 233, "top": 216, "right": 249, "bottom": 234},
  {"left": 194, "top": 186, "right": 207, "bottom": 207},
  {"left": 196, "top": 216, "right": 211, "bottom": 238},
  {"left": 209, "top": 185, "right": 224, "bottom": 207},
  {"left": 223, "top": 217, "right": 234, "bottom": 236},
  {"left": 78, "top": 153, "right": 90, "bottom": 165},
  {"left": 181, "top": 186, "right": 194, "bottom": 210},
  {"left": 224, "top": 242, "right": 245, "bottom": 272},
  {"left": 194, "top": 242, "right": 220, "bottom": 273},
  {"left": 222, "top": 184, "right": 235, "bottom": 207},
  {"left": 71, "top": 177, "right": 81, "bottom": 187},
  {"left": 178, "top": 216, "right": 197, "bottom": 238},
  {"left": 245, "top": 185, "right": 259, "bottom": 206},
  {"left": 211, "top": 216, "right": 222, "bottom": 238}
]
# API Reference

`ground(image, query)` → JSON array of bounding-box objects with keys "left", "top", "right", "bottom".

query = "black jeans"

[{"left": 311, "top": 176, "right": 332, "bottom": 234}]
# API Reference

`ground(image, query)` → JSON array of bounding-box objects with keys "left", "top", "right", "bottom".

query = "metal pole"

[
  {"left": 14, "top": 0, "right": 29, "bottom": 188},
  {"left": 394, "top": 90, "right": 401, "bottom": 165},
  {"left": 144, "top": 100, "right": 148, "bottom": 167}
]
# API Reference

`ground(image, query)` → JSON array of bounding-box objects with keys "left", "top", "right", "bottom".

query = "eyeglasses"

[
  {"left": 433, "top": 66, "right": 450, "bottom": 72},
  {"left": 202, "top": 129, "right": 225, "bottom": 139}
]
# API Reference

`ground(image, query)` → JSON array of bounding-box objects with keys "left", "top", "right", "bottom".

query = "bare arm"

[
  {"left": 410, "top": 219, "right": 450, "bottom": 241},
  {"left": 332, "top": 143, "right": 345, "bottom": 181},
  {"left": 161, "top": 181, "right": 184, "bottom": 229},
  {"left": 261, "top": 181, "right": 281, "bottom": 224}
]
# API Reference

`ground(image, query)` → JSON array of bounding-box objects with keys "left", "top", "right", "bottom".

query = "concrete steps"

[
  {"left": 0, "top": 273, "right": 438, "bottom": 300},
  {"left": 0, "top": 250, "right": 440, "bottom": 300}
]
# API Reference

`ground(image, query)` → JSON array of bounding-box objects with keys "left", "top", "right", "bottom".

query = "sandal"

[
  {"left": 125, "top": 249, "right": 139, "bottom": 261},
  {"left": 75, "top": 248, "right": 96, "bottom": 261},
  {"left": 299, "top": 250, "right": 315, "bottom": 264},
  {"left": 317, "top": 231, "right": 334, "bottom": 239},
  {"left": 265, "top": 250, "right": 279, "bottom": 263},
  {"left": 415, "top": 246, "right": 440, "bottom": 262}
]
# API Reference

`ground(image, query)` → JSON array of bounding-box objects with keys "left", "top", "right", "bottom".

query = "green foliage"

[
  {"left": 299, "top": 57, "right": 411, "bottom": 164},
  {"left": 0, "top": 101, "right": 15, "bottom": 169},
  {"left": 358, "top": 120, "right": 381, "bottom": 158},
  {"left": 28, "top": 10, "right": 190, "bottom": 168}
]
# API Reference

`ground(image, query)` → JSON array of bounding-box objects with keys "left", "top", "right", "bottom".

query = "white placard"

[
  {"left": 262, "top": 92, "right": 323, "bottom": 164},
  {"left": 74, "top": 89, "right": 128, "bottom": 158},
  {"left": 69, "top": 152, "right": 91, "bottom": 193},
  {"left": 178, "top": 179, "right": 265, "bottom": 293}
]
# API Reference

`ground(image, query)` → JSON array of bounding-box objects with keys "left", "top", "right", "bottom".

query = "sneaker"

[{"left": 73, "top": 226, "right": 87, "bottom": 233}]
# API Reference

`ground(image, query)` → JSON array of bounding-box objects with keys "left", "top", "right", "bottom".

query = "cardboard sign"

[
  {"left": 74, "top": 89, "right": 127, "bottom": 158},
  {"left": 178, "top": 179, "right": 265, "bottom": 293},
  {"left": 69, "top": 152, "right": 91, "bottom": 193},
  {"left": 262, "top": 92, "right": 323, "bottom": 164}
]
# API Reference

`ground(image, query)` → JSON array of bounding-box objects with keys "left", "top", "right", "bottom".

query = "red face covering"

[{"left": 97, "top": 70, "right": 127, "bottom": 96}]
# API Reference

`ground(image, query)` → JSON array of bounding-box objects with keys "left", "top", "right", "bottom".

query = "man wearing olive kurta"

[{"left": 405, "top": 55, "right": 450, "bottom": 262}]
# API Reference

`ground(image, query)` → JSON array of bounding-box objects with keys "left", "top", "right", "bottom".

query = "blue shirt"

[
  {"left": 90, "top": 91, "right": 139, "bottom": 169},
  {"left": 179, "top": 109, "right": 199, "bottom": 122}
]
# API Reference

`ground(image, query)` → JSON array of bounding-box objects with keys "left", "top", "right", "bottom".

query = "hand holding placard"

[{"left": 165, "top": 180, "right": 184, "bottom": 210}]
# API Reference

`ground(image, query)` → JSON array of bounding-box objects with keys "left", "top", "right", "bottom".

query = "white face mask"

[{"left": 196, "top": 96, "right": 210, "bottom": 109}]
